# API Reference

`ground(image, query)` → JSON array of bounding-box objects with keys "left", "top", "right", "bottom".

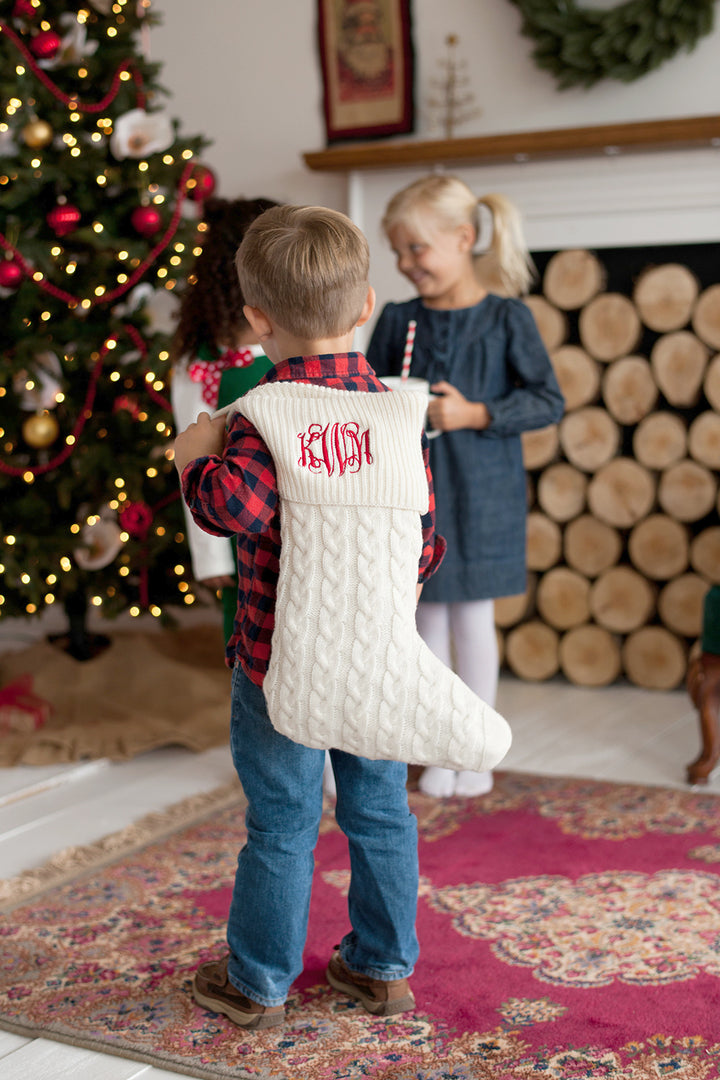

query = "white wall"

[{"left": 150, "top": 0, "right": 720, "bottom": 213}]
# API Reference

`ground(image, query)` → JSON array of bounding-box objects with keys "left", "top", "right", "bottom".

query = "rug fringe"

[{"left": 0, "top": 779, "right": 245, "bottom": 911}]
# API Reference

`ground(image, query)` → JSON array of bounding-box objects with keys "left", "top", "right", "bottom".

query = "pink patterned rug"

[{"left": 2, "top": 771, "right": 720, "bottom": 1079}]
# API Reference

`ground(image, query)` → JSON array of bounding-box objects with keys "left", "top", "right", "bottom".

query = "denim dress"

[{"left": 367, "top": 295, "right": 565, "bottom": 602}]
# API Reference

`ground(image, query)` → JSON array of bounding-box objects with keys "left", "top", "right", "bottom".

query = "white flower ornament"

[
  {"left": 110, "top": 109, "right": 174, "bottom": 160},
  {"left": 74, "top": 518, "right": 124, "bottom": 570},
  {"left": 39, "top": 13, "right": 98, "bottom": 69}
]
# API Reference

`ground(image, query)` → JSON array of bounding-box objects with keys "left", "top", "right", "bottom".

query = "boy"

[{"left": 174, "top": 205, "right": 446, "bottom": 1029}]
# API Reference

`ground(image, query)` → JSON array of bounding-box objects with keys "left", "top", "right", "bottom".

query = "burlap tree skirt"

[{"left": 0, "top": 625, "right": 231, "bottom": 766}]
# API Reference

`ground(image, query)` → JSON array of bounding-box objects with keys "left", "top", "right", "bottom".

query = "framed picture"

[{"left": 318, "top": 0, "right": 414, "bottom": 144}]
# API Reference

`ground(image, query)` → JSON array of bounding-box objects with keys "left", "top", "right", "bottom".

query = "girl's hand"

[
  {"left": 428, "top": 381, "right": 491, "bottom": 432},
  {"left": 174, "top": 411, "right": 227, "bottom": 475}
]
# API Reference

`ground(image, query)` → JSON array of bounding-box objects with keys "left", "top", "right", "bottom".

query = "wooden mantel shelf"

[{"left": 303, "top": 115, "right": 720, "bottom": 172}]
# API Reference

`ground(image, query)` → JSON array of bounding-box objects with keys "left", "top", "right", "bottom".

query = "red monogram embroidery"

[{"left": 297, "top": 421, "right": 373, "bottom": 476}]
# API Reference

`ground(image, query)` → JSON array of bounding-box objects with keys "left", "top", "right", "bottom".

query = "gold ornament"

[
  {"left": 22, "top": 411, "right": 60, "bottom": 448},
  {"left": 22, "top": 118, "right": 54, "bottom": 149}
]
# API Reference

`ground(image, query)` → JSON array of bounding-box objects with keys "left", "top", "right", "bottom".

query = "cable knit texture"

[{"left": 235, "top": 381, "right": 512, "bottom": 771}]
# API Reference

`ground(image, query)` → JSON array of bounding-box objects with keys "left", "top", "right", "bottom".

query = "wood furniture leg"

[{"left": 686, "top": 653, "right": 720, "bottom": 784}]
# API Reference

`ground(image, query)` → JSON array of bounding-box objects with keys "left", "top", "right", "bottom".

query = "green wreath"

[{"left": 507, "top": 0, "right": 717, "bottom": 89}]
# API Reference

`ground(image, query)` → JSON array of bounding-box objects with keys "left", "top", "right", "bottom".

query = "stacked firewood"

[{"left": 496, "top": 249, "right": 720, "bottom": 690}]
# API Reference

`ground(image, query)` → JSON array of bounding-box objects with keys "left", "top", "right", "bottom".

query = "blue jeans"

[{"left": 226, "top": 664, "right": 420, "bottom": 1007}]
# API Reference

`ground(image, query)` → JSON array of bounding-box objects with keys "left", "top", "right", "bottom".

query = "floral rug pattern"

[{"left": 1, "top": 771, "right": 720, "bottom": 1080}]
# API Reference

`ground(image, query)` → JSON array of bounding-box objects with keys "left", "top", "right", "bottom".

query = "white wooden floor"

[{"left": 0, "top": 610, "right": 717, "bottom": 1078}]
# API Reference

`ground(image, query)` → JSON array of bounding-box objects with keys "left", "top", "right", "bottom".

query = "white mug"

[{"left": 380, "top": 376, "right": 441, "bottom": 438}]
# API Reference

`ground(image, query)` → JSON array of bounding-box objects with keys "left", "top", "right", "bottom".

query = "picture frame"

[{"left": 317, "top": 0, "right": 414, "bottom": 144}]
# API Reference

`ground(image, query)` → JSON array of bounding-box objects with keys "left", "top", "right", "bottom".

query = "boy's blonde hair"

[
  {"left": 381, "top": 175, "right": 535, "bottom": 297},
  {"left": 236, "top": 204, "right": 370, "bottom": 340}
]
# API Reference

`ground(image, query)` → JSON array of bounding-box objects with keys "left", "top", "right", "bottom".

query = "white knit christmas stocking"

[{"left": 234, "top": 381, "right": 511, "bottom": 772}]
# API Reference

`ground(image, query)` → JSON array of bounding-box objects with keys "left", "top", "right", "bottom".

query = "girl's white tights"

[{"left": 416, "top": 599, "right": 498, "bottom": 797}]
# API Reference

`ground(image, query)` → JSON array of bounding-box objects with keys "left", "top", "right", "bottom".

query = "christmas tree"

[{"left": 0, "top": 0, "right": 216, "bottom": 656}]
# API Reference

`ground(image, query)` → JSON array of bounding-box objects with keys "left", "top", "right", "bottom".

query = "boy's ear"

[
  {"left": 243, "top": 304, "right": 273, "bottom": 342},
  {"left": 355, "top": 285, "right": 376, "bottom": 329}
]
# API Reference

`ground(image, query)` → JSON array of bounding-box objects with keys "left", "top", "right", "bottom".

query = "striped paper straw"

[{"left": 400, "top": 320, "right": 417, "bottom": 382}]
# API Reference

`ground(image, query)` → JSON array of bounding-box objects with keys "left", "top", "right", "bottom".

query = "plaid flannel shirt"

[{"left": 180, "top": 352, "right": 446, "bottom": 685}]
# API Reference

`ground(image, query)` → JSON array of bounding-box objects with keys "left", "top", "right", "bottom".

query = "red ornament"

[
  {"left": 0, "top": 258, "right": 23, "bottom": 290},
  {"left": 113, "top": 394, "right": 141, "bottom": 419},
  {"left": 189, "top": 165, "right": 217, "bottom": 203},
  {"left": 130, "top": 205, "right": 163, "bottom": 237},
  {"left": 47, "top": 203, "right": 81, "bottom": 237},
  {"left": 30, "top": 28, "right": 61, "bottom": 59},
  {"left": 119, "top": 502, "right": 153, "bottom": 541},
  {"left": 12, "top": 0, "right": 36, "bottom": 19}
]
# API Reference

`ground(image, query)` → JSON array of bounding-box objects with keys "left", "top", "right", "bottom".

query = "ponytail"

[{"left": 476, "top": 193, "right": 535, "bottom": 297}]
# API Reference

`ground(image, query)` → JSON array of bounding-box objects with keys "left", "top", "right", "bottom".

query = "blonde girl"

[{"left": 368, "top": 175, "right": 564, "bottom": 798}]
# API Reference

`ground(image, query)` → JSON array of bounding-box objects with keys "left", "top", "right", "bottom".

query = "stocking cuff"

[{"left": 236, "top": 381, "right": 430, "bottom": 513}]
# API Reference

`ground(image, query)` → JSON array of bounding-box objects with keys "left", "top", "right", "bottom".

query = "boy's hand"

[
  {"left": 429, "top": 381, "right": 490, "bottom": 432},
  {"left": 174, "top": 412, "right": 227, "bottom": 475}
]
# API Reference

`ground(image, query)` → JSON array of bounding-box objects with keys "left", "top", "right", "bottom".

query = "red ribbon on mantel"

[{"left": 0, "top": 674, "right": 51, "bottom": 734}]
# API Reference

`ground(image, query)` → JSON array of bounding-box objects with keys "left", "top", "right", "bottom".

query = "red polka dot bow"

[{"left": 188, "top": 348, "right": 255, "bottom": 406}]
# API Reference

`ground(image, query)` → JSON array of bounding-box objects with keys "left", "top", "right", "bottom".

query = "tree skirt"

[
  {"left": 0, "top": 625, "right": 231, "bottom": 765},
  {"left": 1, "top": 771, "right": 720, "bottom": 1079}
]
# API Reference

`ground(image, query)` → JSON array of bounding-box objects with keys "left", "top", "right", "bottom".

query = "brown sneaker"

[
  {"left": 192, "top": 956, "right": 284, "bottom": 1030},
  {"left": 326, "top": 950, "right": 415, "bottom": 1016}
]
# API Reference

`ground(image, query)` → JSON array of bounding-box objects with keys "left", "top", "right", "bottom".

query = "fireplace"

[{"left": 304, "top": 122, "right": 720, "bottom": 688}]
